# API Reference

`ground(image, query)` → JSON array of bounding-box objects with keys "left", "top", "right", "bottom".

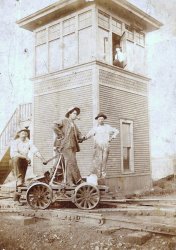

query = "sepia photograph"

[{"left": 0, "top": 0, "right": 176, "bottom": 249}]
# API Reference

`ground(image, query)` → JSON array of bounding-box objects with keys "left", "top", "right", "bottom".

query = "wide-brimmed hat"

[
  {"left": 95, "top": 112, "right": 107, "bottom": 120},
  {"left": 15, "top": 127, "right": 30, "bottom": 138},
  {"left": 65, "top": 106, "right": 80, "bottom": 118}
]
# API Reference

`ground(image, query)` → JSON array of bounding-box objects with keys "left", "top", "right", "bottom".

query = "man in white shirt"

[
  {"left": 10, "top": 128, "right": 45, "bottom": 186},
  {"left": 113, "top": 45, "right": 126, "bottom": 68},
  {"left": 85, "top": 113, "right": 119, "bottom": 178}
]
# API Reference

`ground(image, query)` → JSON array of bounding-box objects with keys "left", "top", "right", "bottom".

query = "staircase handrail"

[{"left": 0, "top": 108, "right": 18, "bottom": 140}]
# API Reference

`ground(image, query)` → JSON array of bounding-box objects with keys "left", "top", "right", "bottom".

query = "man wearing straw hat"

[
  {"left": 53, "top": 106, "right": 85, "bottom": 186},
  {"left": 85, "top": 112, "right": 119, "bottom": 178},
  {"left": 10, "top": 127, "right": 45, "bottom": 187}
]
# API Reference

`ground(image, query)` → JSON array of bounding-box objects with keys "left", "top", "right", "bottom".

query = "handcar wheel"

[
  {"left": 74, "top": 183, "right": 100, "bottom": 210},
  {"left": 26, "top": 182, "right": 53, "bottom": 210}
]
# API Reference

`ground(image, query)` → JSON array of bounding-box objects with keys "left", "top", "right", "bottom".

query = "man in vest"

[{"left": 53, "top": 106, "right": 85, "bottom": 186}]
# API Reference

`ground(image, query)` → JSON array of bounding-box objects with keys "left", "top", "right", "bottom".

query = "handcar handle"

[{"left": 42, "top": 155, "right": 58, "bottom": 165}]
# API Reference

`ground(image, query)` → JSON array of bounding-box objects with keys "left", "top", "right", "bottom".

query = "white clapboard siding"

[
  {"left": 33, "top": 84, "right": 93, "bottom": 176},
  {"left": 99, "top": 84, "right": 150, "bottom": 176}
]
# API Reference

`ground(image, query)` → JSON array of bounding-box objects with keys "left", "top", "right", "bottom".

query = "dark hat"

[
  {"left": 65, "top": 106, "right": 80, "bottom": 118},
  {"left": 17, "top": 128, "right": 29, "bottom": 134},
  {"left": 95, "top": 112, "right": 107, "bottom": 120}
]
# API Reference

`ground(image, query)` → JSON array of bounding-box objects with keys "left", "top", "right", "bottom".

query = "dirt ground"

[
  {"left": 0, "top": 212, "right": 175, "bottom": 250},
  {"left": 125, "top": 175, "right": 176, "bottom": 199},
  {"left": 0, "top": 175, "right": 176, "bottom": 250}
]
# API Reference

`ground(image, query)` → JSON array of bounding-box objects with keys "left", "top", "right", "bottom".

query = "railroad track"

[
  {"left": 0, "top": 196, "right": 176, "bottom": 236},
  {"left": 1, "top": 190, "right": 176, "bottom": 204}
]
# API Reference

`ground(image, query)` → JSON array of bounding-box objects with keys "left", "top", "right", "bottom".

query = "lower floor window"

[
  {"left": 123, "top": 146, "right": 131, "bottom": 171},
  {"left": 120, "top": 119, "right": 134, "bottom": 173}
]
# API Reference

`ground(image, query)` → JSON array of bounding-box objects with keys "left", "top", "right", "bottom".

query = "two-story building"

[{"left": 17, "top": 0, "right": 162, "bottom": 193}]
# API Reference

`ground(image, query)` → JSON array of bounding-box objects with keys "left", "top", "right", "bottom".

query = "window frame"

[
  {"left": 98, "top": 10, "right": 110, "bottom": 31},
  {"left": 34, "top": 6, "right": 93, "bottom": 76},
  {"left": 78, "top": 10, "right": 92, "bottom": 30},
  {"left": 35, "top": 29, "right": 47, "bottom": 46},
  {"left": 135, "top": 30, "right": 145, "bottom": 47},
  {"left": 63, "top": 17, "right": 76, "bottom": 36},
  {"left": 48, "top": 23, "right": 61, "bottom": 42},
  {"left": 125, "top": 24, "right": 134, "bottom": 42},
  {"left": 97, "top": 7, "right": 146, "bottom": 71},
  {"left": 112, "top": 17, "right": 122, "bottom": 36},
  {"left": 120, "top": 119, "right": 134, "bottom": 174}
]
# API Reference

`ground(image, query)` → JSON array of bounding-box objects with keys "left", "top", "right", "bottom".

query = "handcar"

[{"left": 16, "top": 153, "right": 109, "bottom": 210}]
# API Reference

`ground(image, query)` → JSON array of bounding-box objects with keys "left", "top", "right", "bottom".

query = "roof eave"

[
  {"left": 16, "top": 0, "right": 84, "bottom": 31},
  {"left": 16, "top": 0, "right": 163, "bottom": 32},
  {"left": 112, "top": 0, "right": 163, "bottom": 31}
]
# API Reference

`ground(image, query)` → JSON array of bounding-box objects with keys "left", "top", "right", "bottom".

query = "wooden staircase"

[{"left": 0, "top": 103, "right": 32, "bottom": 184}]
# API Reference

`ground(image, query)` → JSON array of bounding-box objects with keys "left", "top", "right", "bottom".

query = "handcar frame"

[{"left": 17, "top": 153, "right": 109, "bottom": 210}]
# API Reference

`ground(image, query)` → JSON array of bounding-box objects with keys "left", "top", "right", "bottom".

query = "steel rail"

[{"left": 0, "top": 204, "right": 176, "bottom": 236}]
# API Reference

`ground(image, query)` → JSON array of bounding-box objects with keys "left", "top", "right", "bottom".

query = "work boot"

[
  {"left": 76, "top": 178, "right": 84, "bottom": 185},
  {"left": 13, "top": 192, "right": 21, "bottom": 201}
]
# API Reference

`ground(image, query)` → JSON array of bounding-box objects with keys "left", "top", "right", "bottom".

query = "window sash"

[
  {"left": 63, "top": 17, "right": 76, "bottom": 36},
  {"left": 112, "top": 18, "right": 122, "bottom": 35},
  {"left": 125, "top": 24, "right": 134, "bottom": 41},
  {"left": 120, "top": 119, "right": 134, "bottom": 173},
  {"left": 98, "top": 10, "right": 110, "bottom": 30},
  {"left": 48, "top": 23, "right": 61, "bottom": 41},
  {"left": 36, "top": 29, "right": 46, "bottom": 46},
  {"left": 123, "top": 147, "right": 131, "bottom": 171},
  {"left": 78, "top": 10, "right": 92, "bottom": 30},
  {"left": 136, "top": 31, "right": 145, "bottom": 46}
]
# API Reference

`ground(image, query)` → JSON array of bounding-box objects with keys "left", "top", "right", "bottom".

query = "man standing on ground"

[
  {"left": 10, "top": 128, "right": 45, "bottom": 187},
  {"left": 85, "top": 112, "right": 119, "bottom": 178}
]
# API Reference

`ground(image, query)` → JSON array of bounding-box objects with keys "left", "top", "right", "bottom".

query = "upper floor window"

[
  {"left": 78, "top": 10, "right": 92, "bottom": 30},
  {"left": 125, "top": 24, "right": 134, "bottom": 42},
  {"left": 48, "top": 23, "right": 61, "bottom": 41},
  {"left": 136, "top": 31, "right": 145, "bottom": 47},
  {"left": 35, "top": 29, "right": 47, "bottom": 75},
  {"left": 98, "top": 10, "right": 110, "bottom": 30},
  {"left": 36, "top": 29, "right": 46, "bottom": 46},
  {"left": 97, "top": 9, "right": 146, "bottom": 73},
  {"left": 112, "top": 18, "right": 122, "bottom": 36},
  {"left": 48, "top": 23, "right": 62, "bottom": 72},
  {"left": 63, "top": 17, "right": 76, "bottom": 36},
  {"left": 34, "top": 9, "right": 93, "bottom": 76}
]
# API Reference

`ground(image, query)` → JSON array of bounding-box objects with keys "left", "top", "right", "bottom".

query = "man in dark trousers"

[
  {"left": 10, "top": 128, "right": 45, "bottom": 187},
  {"left": 53, "top": 106, "right": 85, "bottom": 186}
]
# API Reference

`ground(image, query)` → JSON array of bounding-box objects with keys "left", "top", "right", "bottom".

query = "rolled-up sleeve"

[
  {"left": 85, "top": 127, "right": 96, "bottom": 139},
  {"left": 29, "top": 141, "right": 42, "bottom": 158}
]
